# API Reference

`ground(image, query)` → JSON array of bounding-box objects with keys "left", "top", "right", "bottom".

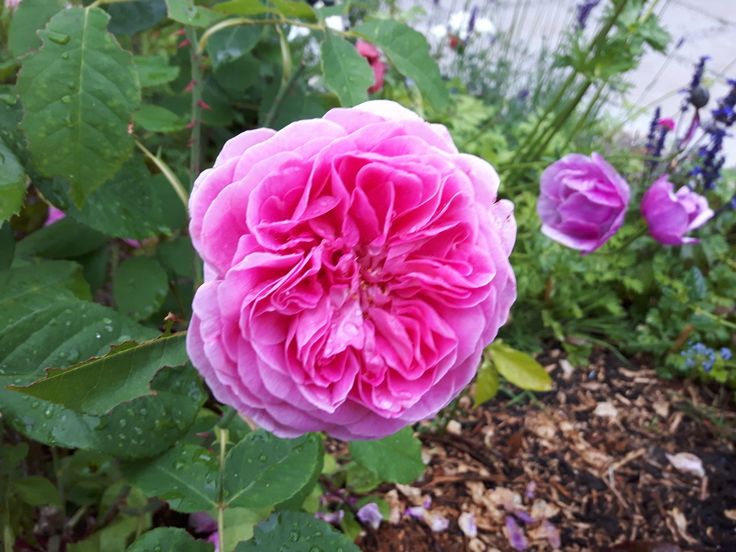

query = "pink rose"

[
  {"left": 356, "top": 40, "right": 385, "bottom": 94},
  {"left": 4, "top": 0, "right": 21, "bottom": 9},
  {"left": 641, "top": 175, "right": 713, "bottom": 245},
  {"left": 537, "top": 153, "right": 630, "bottom": 254},
  {"left": 187, "top": 100, "right": 516, "bottom": 440}
]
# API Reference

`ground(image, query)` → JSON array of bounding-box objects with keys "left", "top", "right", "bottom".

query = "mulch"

[{"left": 354, "top": 350, "right": 736, "bottom": 551}]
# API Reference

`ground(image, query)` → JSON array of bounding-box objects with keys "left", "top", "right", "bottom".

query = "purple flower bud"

[
  {"left": 641, "top": 175, "right": 714, "bottom": 245},
  {"left": 575, "top": 0, "right": 601, "bottom": 30},
  {"left": 512, "top": 509, "right": 535, "bottom": 524},
  {"left": 356, "top": 502, "right": 383, "bottom": 530},
  {"left": 189, "top": 512, "right": 217, "bottom": 534},
  {"left": 405, "top": 506, "right": 426, "bottom": 519}
]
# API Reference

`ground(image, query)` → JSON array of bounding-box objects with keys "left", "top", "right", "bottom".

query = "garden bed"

[{"left": 355, "top": 351, "right": 736, "bottom": 551}]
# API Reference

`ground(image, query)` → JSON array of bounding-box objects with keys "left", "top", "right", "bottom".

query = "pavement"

[{"left": 407, "top": 0, "right": 736, "bottom": 163}]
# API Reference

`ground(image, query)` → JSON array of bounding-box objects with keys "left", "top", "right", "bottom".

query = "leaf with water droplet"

[
  {"left": 224, "top": 431, "right": 321, "bottom": 509},
  {"left": 234, "top": 512, "right": 359, "bottom": 552},
  {"left": 126, "top": 527, "right": 213, "bottom": 552}
]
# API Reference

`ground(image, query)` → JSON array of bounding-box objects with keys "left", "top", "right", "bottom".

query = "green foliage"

[
  {"left": 127, "top": 528, "right": 213, "bottom": 552},
  {"left": 7, "top": 0, "right": 64, "bottom": 57},
  {"left": 17, "top": 7, "right": 141, "bottom": 206},
  {"left": 488, "top": 342, "right": 552, "bottom": 392},
  {"left": 349, "top": 427, "right": 424, "bottom": 484},
  {"left": 320, "top": 30, "right": 373, "bottom": 106},
  {"left": 0, "top": 139, "right": 28, "bottom": 222},
  {"left": 11, "top": 333, "right": 187, "bottom": 415},
  {"left": 355, "top": 19, "right": 450, "bottom": 111},
  {"left": 235, "top": 511, "right": 359, "bottom": 552},
  {"left": 113, "top": 256, "right": 169, "bottom": 320}
]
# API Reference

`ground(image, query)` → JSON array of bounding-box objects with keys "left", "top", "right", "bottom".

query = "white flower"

[{"left": 324, "top": 15, "right": 344, "bottom": 32}]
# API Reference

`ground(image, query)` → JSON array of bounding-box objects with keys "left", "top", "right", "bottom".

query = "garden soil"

[{"left": 351, "top": 351, "right": 736, "bottom": 551}]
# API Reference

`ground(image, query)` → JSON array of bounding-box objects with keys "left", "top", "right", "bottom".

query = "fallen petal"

[{"left": 665, "top": 452, "right": 705, "bottom": 478}]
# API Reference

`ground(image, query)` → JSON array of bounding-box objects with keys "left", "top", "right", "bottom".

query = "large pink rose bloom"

[
  {"left": 641, "top": 175, "right": 713, "bottom": 245},
  {"left": 187, "top": 100, "right": 516, "bottom": 440},
  {"left": 537, "top": 153, "right": 630, "bottom": 254}
]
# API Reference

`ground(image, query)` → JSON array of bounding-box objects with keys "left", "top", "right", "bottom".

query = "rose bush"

[
  {"left": 641, "top": 175, "right": 714, "bottom": 245},
  {"left": 537, "top": 153, "right": 630, "bottom": 254},
  {"left": 187, "top": 100, "right": 516, "bottom": 440}
]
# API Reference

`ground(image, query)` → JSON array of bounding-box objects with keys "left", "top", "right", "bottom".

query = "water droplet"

[
  {"left": 309, "top": 546, "right": 322, "bottom": 552},
  {"left": 258, "top": 454, "right": 267, "bottom": 463},
  {"left": 47, "top": 31, "right": 70, "bottom": 45},
  {"left": 61, "top": 52, "right": 69, "bottom": 60},
  {"left": 30, "top": 400, "right": 40, "bottom": 409},
  {"left": 288, "top": 530, "right": 299, "bottom": 542},
  {"left": 61, "top": 95, "right": 72, "bottom": 104}
]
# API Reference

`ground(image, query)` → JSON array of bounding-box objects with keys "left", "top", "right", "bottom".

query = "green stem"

[
  {"left": 216, "top": 427, "right": 229, "bottom": 552},
  {"left": 185, "top": 27, "right": 203, "bottom": 182},
  {"left": 135, "top": 140, "right": 189, "bottom": 207},
  {"left": 559, "top": 84, "right": 606, "bottom": 152},
  {"left": 526, "top": 78, "right": 593, "bottom": 160}
]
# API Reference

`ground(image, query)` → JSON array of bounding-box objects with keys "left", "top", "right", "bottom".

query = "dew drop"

[
  {"left": 61, "top": 95, "right": 72, "bottom": 104},
  {"left": 47, "top": 31, "right": 70, "bottom": 45}
]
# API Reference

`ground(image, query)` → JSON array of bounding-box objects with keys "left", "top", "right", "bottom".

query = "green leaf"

[
  {"left": 0, "top": 222, "right": 15, "bottom": 270},
  {"left": 123, "top": 444, "right": 218, "bottom": 513},
  {"left": 474, "top": 358, "right": 500, "bottom": 407},
  {"left": 134, "top": 55, "right": 180, "bottom": 88},
  {"left": 157, "top": 236, "right": 195, "bottom": 279},
  {"left": 224, "top": 432, "right": 321, "bottom": 508},
  {"left": 269, "top": 0, "right": 316, "bottom": 19},
  {"left": 489, "top": 342, "right": 553, "bottom": 392},
  {"left": 107, "top": 0, "right": 167, "bottom": 36},
  {"left": 69, "top": 515, "right": 147, "bottom": 552},
  {"left": 344, "top": 461, "right": 382, "bottom": 493},
  {"left": 165, "top": 0, "right": 224, "bottom": 27},
  {"left": 354, "top": 19, "right": 450, "bottom": 111},
  {"left": 134, "top": 104, "right": 188, "bottom": 133},
  {"left": 274, "top": 437, "right": 323, "bottom": 511},
  {"left": 220, "top": 508, "right": 265, "bottom": 549},
  {"left": 205, "top": 25, "right": 262, "bottom": 68},
  {"left": 0, "top": 139, "right": 29, "bottom": 222},
  {"left": 235, "top": 511, "right": 359, "bottom": 552},
  {"left": 127, "top": 528, "right": 213, "bottom": 552},
  {"left": 320, "top": 31, "right": 372, "bottom": 107},
  {"left": 12, "top": 476, "right": 62, "bottom": 507},
  {"left": 10, "top": 333, "right": 187, "bottom": 415},
  {"left": 113, "top": 256, "right": 169, "bottom": 320},
  {"left": 7, "top": 0, "right": 63, "bottom": 58},
  {"left": 16, "top": 217, "right": 108, "bottom": 259},
  {"left": 17, "top": 7, "right": 141, "bottom": 206},
  {"left": 214, "top": 0, "right": 273, "bottom": 16},
  {"left": 65, "top": 157, "right": 175, "bottom": 240},
  {"left": 349, "top": 427, "right": 425, "bottom": 484}
]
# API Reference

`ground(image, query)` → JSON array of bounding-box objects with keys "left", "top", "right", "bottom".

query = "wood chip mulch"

[{"left": 354, "top": 351, "right": 736, "bottom": 551}]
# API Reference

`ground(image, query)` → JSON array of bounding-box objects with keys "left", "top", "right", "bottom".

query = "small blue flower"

[
  {"left": 720, "top": 348, "right": 733, "bottom": 361},
  {"left": 576, "top": 0, "right": 601, "bottom": 30}
]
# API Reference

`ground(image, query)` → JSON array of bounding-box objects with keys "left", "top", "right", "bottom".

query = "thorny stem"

[{"left": 185, "top": 27, "right": 204, "bottom": 182}]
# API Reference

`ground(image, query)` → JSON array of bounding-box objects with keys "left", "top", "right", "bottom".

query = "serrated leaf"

[
  {"left": 320, "top": 31, "right": 372, "bottom": 106},
  {"left": 127, "top": 528, "right": 213, "bottom": 552},
  {"left": 165, "top": 0, "right": 224, "bottom": 27},
  {"left": 66, "top": 157, "right": 175, "bottom": 240},
  {"left": 134, "top": 55, "right": 180, "bottom": 88},
  {"left": 235, "top": 512, "right": 359, "bottom": 552},
  {"left": 354, "top": 19, "right": 450, "bottom": 111},
  {"left": 489, "top": 342, "right": 553, "bottom": 392},
  {"left": 113, "top": 256, "right": 169, "bottom": 320},
  {"left": 0, "top": 139, "right": 29, "bottom": 222},
  {"left": 107, "top": 0, "right": 167, "bottom": 36},
  {"left": 224, "top": 432, "right": 321, "bottom": 508},
  {"left": 474, "top": 358, "right": 500, "bottom": 407},
  {"left": 134, "top": 104, "right": 188, "bottom": 133},
  {"left": 7, "top": 0, "right": 63, "bottom": 58},
  {"left": 123, "top": 444, "right": 218, "bottom": 513},
  {"left": 205, "top": 25, "right": 262, "bottom": 68},
  {"left": 18, "top": 7, "right": 141, "bottom": 206},
  {"left": 13, "top": 476, "right": 62, "bottom": 507},
  {"left": 349, "top": 427, "right": 425, "bottom": 484},
  {"left": 10, "top": 333, "right": 187, "bottom": 415}
]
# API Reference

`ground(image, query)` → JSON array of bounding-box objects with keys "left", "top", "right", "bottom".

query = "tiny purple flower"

[
  {"left": 429, "top": 514, "right": 449, "bottom": 532},
  {"left": 315, "top": 510, "right": 345, "bottom": 524},
  {"left": 356, "top": 502, "right": 383, "bottom": 530},
  {"left": 505, "top": 515, "right": 528, "bottom": 551},
  {"left": 458, "top": 512, "right": 477, "bottom": 538}
]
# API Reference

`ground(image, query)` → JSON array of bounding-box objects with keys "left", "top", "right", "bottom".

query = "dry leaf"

[
  {"left": 593, "top": 401, "right": 619, "bottom": 418},
  {"left": 666, "top": 452, "right": 705, "bottom": 478}
]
